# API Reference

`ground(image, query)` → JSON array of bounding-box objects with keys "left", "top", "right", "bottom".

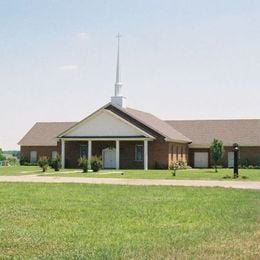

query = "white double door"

[{"left": 102, "top": 148, "right": 116, "bottom": 169}]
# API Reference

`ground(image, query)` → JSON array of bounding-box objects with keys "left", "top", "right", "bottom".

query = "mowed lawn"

[
  {"left": 1, "top": 166, "right": 260, "bottom": 181},
  {"left": 48, "top": 168, "right": 260, "bottom": 181},
  {"left": 0, "top": 166, "right": 41, "bottom": 175},
  {"left": 0, "top": 183, "right": 259, "bottom": 259}
]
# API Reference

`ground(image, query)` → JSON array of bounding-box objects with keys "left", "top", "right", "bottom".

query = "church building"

[{"left": 19, "top": 37, "right": 260, "bottom": 170}]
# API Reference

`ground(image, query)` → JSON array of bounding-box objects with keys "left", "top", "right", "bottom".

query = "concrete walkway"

[{"left": 0, "top": 175, "right": 260, "bottom": 190}]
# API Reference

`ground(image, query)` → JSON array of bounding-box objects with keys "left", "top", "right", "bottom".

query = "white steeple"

[{"left": 111, "top": 33, "right": 126, "bottom": 108}]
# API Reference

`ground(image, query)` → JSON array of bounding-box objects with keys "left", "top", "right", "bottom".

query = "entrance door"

[
  {"left": 194, "top": 152, "right": 208, "bottom": 168},
  {"left": 102, "top": 148, "right": 116, "bottom": 168},
  {"left": 228, "top": 152, "right": 234, "bottom": 168}
]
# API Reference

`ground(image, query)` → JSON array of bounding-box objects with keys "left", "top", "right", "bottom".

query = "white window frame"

[{"left": 135, "top": 144, "right": 144, "bottom": 162}]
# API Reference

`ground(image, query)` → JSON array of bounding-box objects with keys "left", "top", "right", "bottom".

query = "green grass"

[
  {"left": 0, "top": 166, "right": 82, "bottom": 176},
  {"left": 0, "top": 183, "right": 259, "bottom": 259},
  {"left": 46, "top": 168, "right": 260, "bottom": 181},
  {"left": 0, "top": 165, "right": 41, "bottom": 175},
  {"left": 1, "top": 166, "right": 260, "bottom": 181}
]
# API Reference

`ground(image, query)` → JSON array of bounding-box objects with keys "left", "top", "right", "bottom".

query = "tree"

[
  {"left": 0, "top": 148, "right": 6, "bottom": 161},
  {"left": 210, "top": 139, "right": 224, "bottom": 172}
]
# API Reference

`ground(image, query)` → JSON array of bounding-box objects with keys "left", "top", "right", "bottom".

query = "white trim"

[
  {"left": 60, "top": 137, "right": 153, "bottom": 142},
  {"left": 165, "top": 138, "right": 191, "bottom": 143},
  {"left": 61, "top": 139, "right": 65, "bottom": 168},
  {"left": 116, "top": 140, "right": 120, "bottom": 170},
  {"left": 88, "top": 140, "right": 92, "bottom": 170},
  {"left": 189, "top": 145, "right": 210, "bottom": 148}
]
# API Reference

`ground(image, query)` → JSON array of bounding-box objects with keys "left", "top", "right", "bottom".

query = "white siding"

[{"left": 66, "top": 110, "right": 144, "bottom": 137}]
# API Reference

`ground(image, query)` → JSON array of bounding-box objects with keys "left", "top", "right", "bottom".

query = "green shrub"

[
  {"left": 52, "top": 154, "right": 61, "bottom": 171},
  {"left": 78, "top": 156, "right": 102, "bottom": 172},
  {"left": 90, "top": 156, "right": 102, "bottom": 172},
  {"left": 38, "top": 156, "right": 49, "bottom": 172},
  {"left": 19, "top": 154, "right": 26, "bottom": 165},
  {"left": 78, "top": 157, "right": 88, "bottom": 172}
]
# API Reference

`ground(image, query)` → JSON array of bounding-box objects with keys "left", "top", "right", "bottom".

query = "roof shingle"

[
  {"left": 166, "top": 119, "right": 260, "bottom": 147},
  {"left": 18, "top": 122, "right": 76, "bottom": 146}
]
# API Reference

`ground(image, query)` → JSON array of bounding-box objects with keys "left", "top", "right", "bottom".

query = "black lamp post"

[{"left": 233, "top": 143, "right": 239, "bottom": 178}]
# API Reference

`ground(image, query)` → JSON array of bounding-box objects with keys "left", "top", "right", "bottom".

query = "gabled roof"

[
  {"left": 18, "top": 122, "right": 76, "bottom": 146},
  {"left": 121, "top": 107, "right": 191, "bottom": 143},
  {"left": 166, "top": 119, "right": 260, "bottom": 147},
  {"left": 58, "top": 103, "right": 191, "bottom": 143}
]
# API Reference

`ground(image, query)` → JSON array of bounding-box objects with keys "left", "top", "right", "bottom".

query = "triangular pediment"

[{"left": 60, "top": 109, "right": 154, "bottom": 138}]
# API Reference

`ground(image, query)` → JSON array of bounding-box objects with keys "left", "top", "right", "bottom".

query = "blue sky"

[{"left": 1, "top": 0, "right": 260, "bottom": 149}]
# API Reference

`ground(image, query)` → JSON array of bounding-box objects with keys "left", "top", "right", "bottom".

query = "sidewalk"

[{"left": 0, "top": 175, "right": 260, "bottom": 190}]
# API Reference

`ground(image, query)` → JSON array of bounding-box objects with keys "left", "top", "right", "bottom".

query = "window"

[
  {"left": 176, "top": 146, "right": 179, "bottom": 160},
  {"left": 30, "top": 151, "right": 37, "bottom": 163},
  {"left": 180, "top": 146, "right": 183, "bottom": 159},
  {"left": 80, "top": 145, "right": 88, "bottom": 159},
  {"left": 171, "top": 144, "right": 174, "bottom": 161},
  {"left": 52, "top": 151, "right": 58, "bottom": 161},
  {"left": 135, "top": 144, "right": 144, "bottom": 161}
]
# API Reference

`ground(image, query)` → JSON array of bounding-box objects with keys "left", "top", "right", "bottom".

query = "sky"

[{"left": 1, "top": 0, "right": 260, "bottom": 150}]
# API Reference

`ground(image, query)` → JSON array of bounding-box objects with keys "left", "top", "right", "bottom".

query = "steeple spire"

[
  {"left": 111, "top": 33, "right": 126, "bottom": 108},
  {"left": 115, "top": 33, "right": 122, "bottom": 96}
]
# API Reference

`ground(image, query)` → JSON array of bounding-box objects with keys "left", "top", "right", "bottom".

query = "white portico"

[{"left": 59, "top": 107, "right": 153, "bottom": 170}]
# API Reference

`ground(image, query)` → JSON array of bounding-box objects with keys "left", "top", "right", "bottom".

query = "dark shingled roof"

[
  {"left": 123, "top": 107, "right": 191, "bottom": 143},
  {"left": 18, "top": 122, "right": 76, "bottom": 146},
  {"left": 166, "top": 119, "right": 260, "bottom": 147}
]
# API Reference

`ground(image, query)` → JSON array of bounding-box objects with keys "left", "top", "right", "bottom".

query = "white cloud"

[
  {"left": 59, "top": 65, "right": 79, "bottom": 71},
  {"left": 77, "top": 32, "right": 88, "bottom": 39}
]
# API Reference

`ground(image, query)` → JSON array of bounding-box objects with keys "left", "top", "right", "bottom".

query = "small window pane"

[
  {"left": 135, "top": 145, "right": 144, "bottom": 161},
  {"left": 80, "top": 145, "right": 88, "bottom": 159}
]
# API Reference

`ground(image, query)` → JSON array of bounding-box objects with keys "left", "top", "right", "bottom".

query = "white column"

[
  {"left": 88, "top": 140, "right": 92, "bottom": 170},
  {"left": 144, "top": 140, "right": 148, "bottom": 170},
  {"left": 61, "top": 139, "right": 65, "bottom": 168},
  {"left": 116, "top": 140, "right": 120, "bottom": 170}
]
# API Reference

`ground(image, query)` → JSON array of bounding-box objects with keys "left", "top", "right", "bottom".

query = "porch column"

[
  {"left": 116, "top": 140, "right": 120, "bottom": 170},
  {"left": 61, "top": 139, "right": 65, "bottom": 168},
  {"left": 88, "top": 140, "right": 92, "bottom": 170},
  {"left": 144, "top": 140, "right": 148, "bottom": 170}
]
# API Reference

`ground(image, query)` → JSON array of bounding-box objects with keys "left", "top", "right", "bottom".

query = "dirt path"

[{"left": 0, "top": 175, "right": 260, "bottom": 190}]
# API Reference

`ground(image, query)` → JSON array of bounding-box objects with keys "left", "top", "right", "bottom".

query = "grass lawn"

[
  {"left": 0, "top": 166, "right": 82, "bottom": 176},
  {"left": 1, "top": 166, "right": 260, "bottom": 181},
  {"left": 45, "top": 168, "right": 260, "bottom": 181},
  {"left": 0, "top": 165, "right": 42, "bottom": 175},
  {"left": 0, "top": 183, "right": 259, "bottom": 259}
]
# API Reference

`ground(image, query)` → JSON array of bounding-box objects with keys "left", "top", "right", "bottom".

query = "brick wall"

[
  {"left": 20, "top": 146, "right": 58, "bottom": 162},
  {"left": 168, "top": 142, "right": 189, "bottom": 167},
  {"left": 189, "top": 146, "right": 260, "bottom": 168},
  {"left": 62, "top": 138, "right": 179, "bottom": 169}
]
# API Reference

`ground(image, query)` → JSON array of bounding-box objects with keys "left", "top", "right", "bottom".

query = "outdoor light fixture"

[{"left": 233, "top": 143, "right": 239, "bottom": 178}]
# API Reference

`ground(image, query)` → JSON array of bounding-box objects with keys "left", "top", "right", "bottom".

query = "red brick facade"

[
  {"left": 20, "top": 143, "right": 260, "bottom": 169},
  {"left": 20, "top": 146, "right": 58, "bottom": 162}
]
